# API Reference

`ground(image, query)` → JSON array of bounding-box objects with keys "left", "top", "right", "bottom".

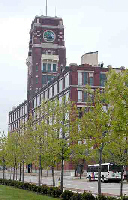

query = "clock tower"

[{"left": 26, "top": 15, "right": 66, "bottom": 102}]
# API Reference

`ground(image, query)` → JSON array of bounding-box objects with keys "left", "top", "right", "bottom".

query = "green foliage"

[
  {"left": 82, "top": 192, "right": 95, "bottom": 200},
  {"left": 0, "top": 178, "right": 62, "bottom": 198},
  {"left": 70, "top": 193, "right": 82, "bottom": 200},
  {"left": 61, "top": 190, "right": 74, "bottom": 200}
]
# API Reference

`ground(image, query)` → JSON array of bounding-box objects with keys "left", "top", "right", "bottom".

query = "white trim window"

[
  {"left": 78, "top": 91, "right": 82, "bottom": 102},
  {"left": 45, "top": 90, "right": 48, "bottom": 101},
  {"left": 49, "top": 86, "right": 52, "bottom": 99},
  {"left": 37, "top": 95, "right": 40, "bottom": 106},
  {"left": 65, "top": 73, "right": 69, "bottom": 88},
  {"left": 65, "top": 91, "right": 69, "bottom": 102},
  {"left": 59, "top": 79, "right": 63, "bottom": 93},
  {"left": 34, "top": 98, "right": 36, "bottom": 108},
  {"left": 78, "top": 72, "right": 82, "bottom": 85},
  {"left": 54, "top": 83, "right": 57, "bottom": 96}
]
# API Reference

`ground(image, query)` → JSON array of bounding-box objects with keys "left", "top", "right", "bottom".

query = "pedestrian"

[{"left": 58, "top": 177, "right": 61, "bottom": 187}]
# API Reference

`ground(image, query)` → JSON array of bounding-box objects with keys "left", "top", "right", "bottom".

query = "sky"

[{"left": 0, "top": 0, "right": 128, "bottom": 134}]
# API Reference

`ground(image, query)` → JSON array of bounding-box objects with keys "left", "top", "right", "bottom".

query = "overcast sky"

[{"left": 0, "top": 0, "right": 128, "bottom": 134}]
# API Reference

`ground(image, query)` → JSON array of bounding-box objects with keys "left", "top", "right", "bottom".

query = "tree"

[
  {"left": 18, "top": 117, "right": 35, "bottom": 183},
  {"left": 5, "top": 132, "right": 20, "bottom": 180},
  {"left": 104, "top": 69, "right": 128, "bottom": 197},
  {"left": 0, "top": 132, "right": 7, "bottom": 180},
  {"left": 71, "top": 87, "right": 110, "bottom": 195}
]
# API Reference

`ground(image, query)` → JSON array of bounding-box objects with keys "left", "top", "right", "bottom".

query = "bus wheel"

[{"left": 89, "top": 176, "right": 91, "bottom": 181}]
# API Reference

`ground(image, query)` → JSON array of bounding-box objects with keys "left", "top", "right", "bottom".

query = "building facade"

[
  {"left": 26, "top": 15, "right": 66, "bottom": 102},
  {"left": 9, "top": 63, "right": 109, "bottom": 135},
  {"left": 8, "top": 14, "right": 123, "bottom": 170}
]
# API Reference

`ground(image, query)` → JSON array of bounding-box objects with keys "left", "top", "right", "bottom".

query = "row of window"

[
  {"left": 78, "top": 72, "right": 107, "bottom": 87},
  {"left": 9, "top": 105, "right": 27, "bottom": 123},
  {"left": 9, "top": 116, "right": 27, "bottom": 131},
  {"left": 42, "top": 63, "right": 57, "bottom": 72},
  {"left": 78, "top": 90, "right": 94, "bottom": 102},
  {"left": 78, "top": 72, "right": 94, "bottom": 86},
  {"left": 42, "top": 75, "right": 55, "bottom": 85},
  {"left": 33, "top": 88, "right": 70, "bottom": 109},
  {"left": 34, "top": 73, "right": 69, "bottom": 107}
]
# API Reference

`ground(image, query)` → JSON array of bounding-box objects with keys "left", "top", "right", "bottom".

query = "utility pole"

[{"left": 46, "top": 0, "right": 47, "bottom": 16}]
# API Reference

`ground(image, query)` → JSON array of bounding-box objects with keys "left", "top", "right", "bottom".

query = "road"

[{"left": 0, "top": 172, "right": 128, "bottom": 197}]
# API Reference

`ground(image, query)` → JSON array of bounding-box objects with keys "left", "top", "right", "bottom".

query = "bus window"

[
  {"left": 101, "top": 165, "right": 108, "bottom": 172},
  {"left": 109, "top": 165, "right": 122, "bottom": 172}
]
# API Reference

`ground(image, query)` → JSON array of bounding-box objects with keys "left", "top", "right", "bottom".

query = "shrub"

[
  {"left": 53, "top": 187, "right": 62, "bottom": 198},
  {"left": 47, "top": 187, "right": 62, "bottom": 198},
  {"left": 41, "top": 184, "right": 48, "bottom": 194},
  {"left": 107, "top": 197, "right": 118, "bottom": 200},
  {"left": 82, "top": 192, "right": 95, "bottom": 200},
  {"left": 70, "top": 193, "right": 82, "bottom": 200},
  {"left": 122, "top": 196, "right": 128, "bottom": 200},
  {"left": 37, "top": 186, "right": 42, "bottom": 193},
  {"left": 61, "top": 190, "right": 74, "bottom": 200},
  {"left": 97, "top": 195, "right": 108, "bottom": 200}
]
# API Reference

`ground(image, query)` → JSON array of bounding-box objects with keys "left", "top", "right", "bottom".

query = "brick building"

[{"left": 8, "top": 14, "right": 123, "bottom": 170}]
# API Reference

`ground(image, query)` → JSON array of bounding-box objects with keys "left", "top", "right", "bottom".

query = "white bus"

[{"left": 87, "top": 163, "right": 123, "bottom": 182}]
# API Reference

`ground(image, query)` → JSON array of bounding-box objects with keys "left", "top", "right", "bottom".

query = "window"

[
  {"left": 78, "top": 72, "right": 82, "bottom": 85},
  {"left": 34, "top": 98, "right": 36, "bottom": 108},
  {"left": 89, "top": 77, "right": 93, "bottom": 86},
  {"left": 83, "top": 72, "right": 88, "bottom": 85},
  {"left": 41, "top": 92, "right": 44, "bottom": 101},
  {"left": 45, "top": 90, "right": 48, "bottom": 100},
  {"left": 53, "top": 64, "right": 57, "bottom": 72},
  {"left": 42, "top": 63, "right": 47, "bottom": 72},
  {"left": 37, "top": 95, "right": 40, "bottom": 106},
  {"left": 78, "top": 91, "right": 82, "bottom": 102},
  {"left": 42, "top": 75, "right": 47, "bottom": 85},
  {"left": 36, "top": 77, "right": 38, "bottom": 84},
  {"left": 100, "top": 73, "right": 107, "bottom": 87},
  {"left": 83, "top": 91, "right": 94, "bottom": 102},
  {"left": 54, "top": 83, "right": 57, "bottom": 96},
  {"left": 78, "top": 71, "right": 94, "bottom": 86},
  {"left": 65, "top": 74, "right": 69, "bottom": 88},
  {"left": 59, "top": 79, "right": 63, "bottom": 92},
  {"left": 36, "top": 65, "right": 38, "bottom": 71},
  {"left": 65, "top": 92, "right": 69, "bottom": 101},
  {"left": 48, "top": 75, "right": 53, "bottom": 82},
  {"left": 83, "top": 92, "right": 87, "bottom": 102},
  {"left": 49, "top": 87, "right": 52, "bottom": 99},
  {"left": 48, "top": 63, "right": 51, "bottom": 72}
]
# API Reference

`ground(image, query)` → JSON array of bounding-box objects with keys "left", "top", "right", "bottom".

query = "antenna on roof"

[
  {"left": 55, "top": 7, "right": 57, "bottom": 17},
  {"left": 46, "top": 0, "right": 47, "bottom": 16}
]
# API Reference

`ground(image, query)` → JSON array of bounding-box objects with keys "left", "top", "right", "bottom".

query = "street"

[{"left": 0, "top": 172, "right": 128, "bottom": 197}]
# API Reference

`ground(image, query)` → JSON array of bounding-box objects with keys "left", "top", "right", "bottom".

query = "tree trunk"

[
  {"left": 61, "top": 149, "right": 64, "bottom": 192},
  {"left": 13, "top": 165, "right": 15, "bottom": 181},
  {"left": 2, "top": 158, "right": 5, "bottom": 180},
  {"left": 41, "top": 166, "right": 42, "bottom": 177},
  {"left": 120, "top": 166, "right": 124, "bottom": 197},
  {"left": 38, "top": 155, "right": 41, "bottom": 186},
  {"left": 80, "top": 171, "right": 82, "bottom": 179},
  {"left": 75, "top": 167, "right": 77, "bottom": 177},
  {"left": 16, "top": 164, "right": 17, "bottom": 180},
  {"left": 22, "top": 160, "right": 24, "bottom": 183},
  {"left": 52, "top": 166, "right": 55, "bottom": 186},
  {"left": 19, "top": 163, "right": 22, "bottom": 181},
  {"left": 98, "top": 148, "right": 102, "bottom": 196},
  {"left": 15, "top": 158, "right": 17, "bottom": 180}
]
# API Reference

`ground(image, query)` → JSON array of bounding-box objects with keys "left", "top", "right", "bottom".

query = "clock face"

[{"left": 43, "top": 30, "right": 55, "bottom": 42}]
